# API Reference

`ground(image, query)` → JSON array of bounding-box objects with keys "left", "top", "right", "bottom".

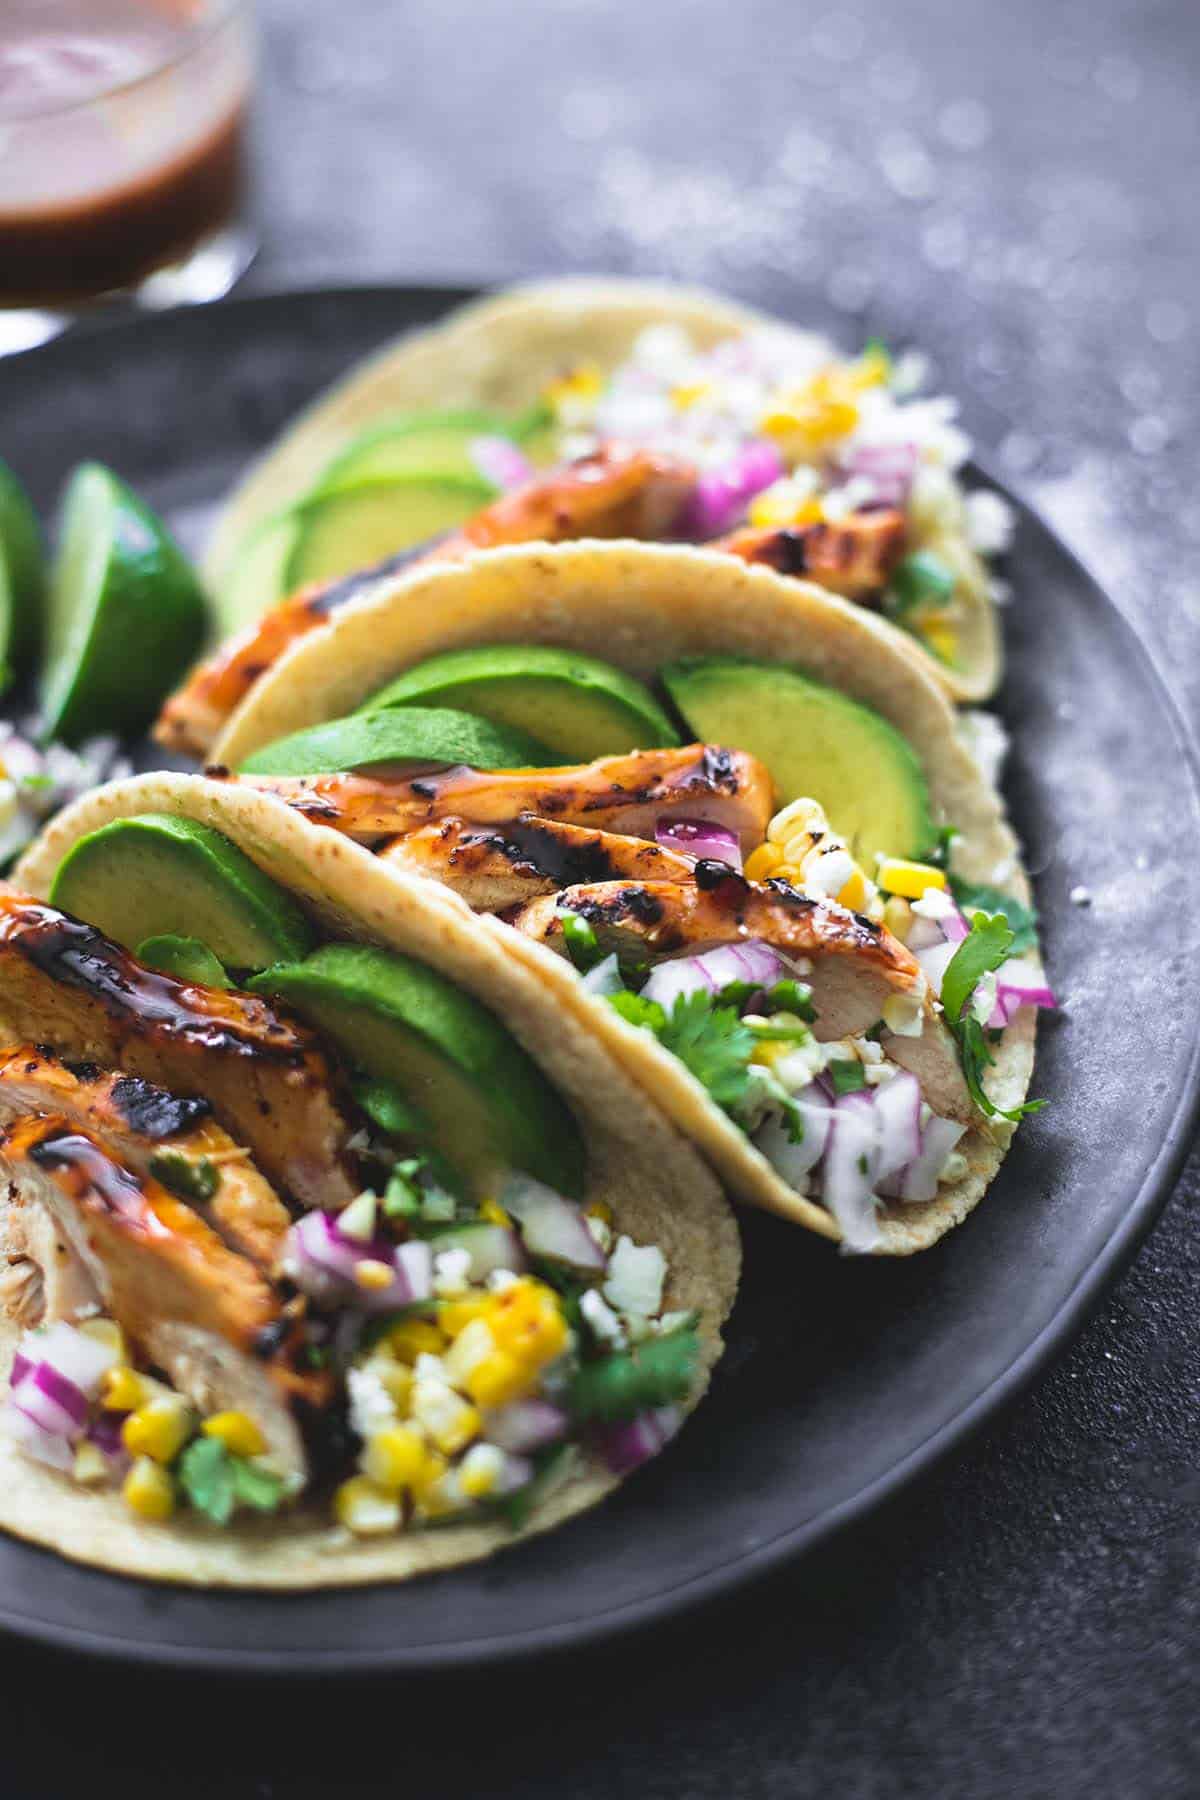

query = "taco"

[
  {"left": 0, "top": 774, "right": 738, "bottom": 1586},
  {"left": 177, "top": 540, "right": 1054, "bottom": 1257},
  {"left": 161, "top": 280, "right": 1007, "bottom": 760}
]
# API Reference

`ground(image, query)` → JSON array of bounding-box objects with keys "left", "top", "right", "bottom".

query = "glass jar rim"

[{"left": 0, "top": 0, "right": 250, "bottom": 126}]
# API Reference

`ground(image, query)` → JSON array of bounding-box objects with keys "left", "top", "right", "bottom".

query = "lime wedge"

[
  {"left": 39, "top": 464, "right": 208, "bottom": 745},
  {"left": 0, "top": 458, "right": 45, "bottom": 677}
]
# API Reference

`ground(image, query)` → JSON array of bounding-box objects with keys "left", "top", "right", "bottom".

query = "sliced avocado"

[
  {"left": 363, "top": 645, "right": 680, "bottom": 761},
  {"left": 285, "top": 474, "right": 495, "bottom": 589},
  {"left": 136, "top": 934, "right": 232, "bottom": 989},
  {"left": 239, "top": 706, "right": 552, "bottom": 776},
  {"left": 319, "top": 410, "right": 510, "bottom": 488},
  {"left": 250, "top": 944, "right": 584, "bottom": 1199},
  {"left": 661, "top": 657, "right": 934, "bottom": 865},
  {"left": 50, "top": 814, "right": 315, "bottom": 973},
  {"left": 213, "top": 510, "right": 303, "bottom": 638}
]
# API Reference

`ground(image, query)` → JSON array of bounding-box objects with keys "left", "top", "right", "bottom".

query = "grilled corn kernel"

[
  {"left": 837, "top": 868, "right": 869, "bottom": 912},
  {"left": 882, "top": 895, "right": 914, "bottom": 942},
  {"left": 355, "top": 1258, "right": 396, "bottom": 1293},
  {"left": 443, "top": 1318, "right": 497, "bottom": 1388},
  {"left": 121, "top": 1396, "right": 193, "bottom": 1464},
  {"left": 924, "top": 620, "right": 959, "bottom": 665},
  {"left": 439, "top": 1293, "right": 494, "bottom": 1338},
  {"left": 479, "top": 1197, "right": 511, "bottom": 1227},
  {"left": 78, "top": 1318, "right": 127, "bottom": 1363},
  {"left": 855, "top": 344, "right": 891, "bottom": 388},
  {"left": 123, "top": 1456, "right": 175, "bottom": 1521},
  {"left": 744, "top": 842, "right": 784, "bottom": 883},
  {"left": 412, "top": 1378, "right": 481, "bottom": 1456},
  {"left": 465, "top": 1349, "right": 532, "bottom": 1410},
  {"left": 877, "top": 859, "right": 947, "bottom": 900},
  {"left": 671, "top": 381, "right": 709, "bottom": 410},
  {"left": 202, "top": 1411, "right": 266, "bottom": 1458},
  {"left": 73, "top": 1441, "right": 110, "bottom": 1486},
  {"left": 412, "top": 1454, "right": 456, "bottom": 1518},
  {"left": 335, "top": 1475, "right": 401, "bottom": 1536},
  {"left": 489, "top": 1280, "right": 568, "bottom": 1367},
  {"left": 768, "top": 797, "right": 827, "bottom": 845},
  {"left": 370, "top": 1355, "right": 414, "bottom": 1410},
  {"left": 361, "top": 1424, "right": 429, "bottom": 1492},
  {"left": 101, "top": 1365, "right": 148, "bottom": 1412},
  {"left": 388, "top": 1318, "right": 448, "bottom": 1363},
  {"left": 584, "top": 1198, "right": 614, "bottom": 1225},
  {"left": 458, "top": 1442, "right": 506, "bottom": 1500}
]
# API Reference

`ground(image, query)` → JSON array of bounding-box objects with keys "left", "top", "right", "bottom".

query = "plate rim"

[{"left": 0, "top": 282, "right": 1198, "bottom": 1674}]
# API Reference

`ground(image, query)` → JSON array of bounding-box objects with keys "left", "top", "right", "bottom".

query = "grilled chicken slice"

[
  {"left": 238, "top": 745, "right": 773, "bottom": 854},
  {"left": 0, "top": 1045, "right": 292, "bottom": 1271},
  {"left": 379, "top": 813, "right": 699, "bottom": 912},
  {"left": 0, "top": 894, "right": 362, "bottom": 1212},
  {"left": 511, "top": 876, "right": 973, "bottom": 1122},
  {"left": 0, "top": 1115, "right": 325, "bottom": 1481},
  {"left": 714, "top": 509, "right": 907, "bottom": 601},
  {"left": 157, "top": 444, "right": 697, "bottom": 759}
]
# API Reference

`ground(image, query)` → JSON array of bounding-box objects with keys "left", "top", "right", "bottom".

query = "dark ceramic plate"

[{"left": 0, "top": 287, "right": 1197, "bottom": 1673}]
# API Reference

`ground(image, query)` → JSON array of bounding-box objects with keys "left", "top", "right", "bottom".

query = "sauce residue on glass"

[{"left": 0, "top": 1, "right": 251, "bottom": 305}]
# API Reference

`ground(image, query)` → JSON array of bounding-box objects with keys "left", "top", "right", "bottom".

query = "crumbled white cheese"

[
  {"left": 911, "top": 885, "right": 957, "bottom": 922},
  {"left": 964, "top": 488, "right": 1016, "bottom": 555},
  {"left": 882, "top": 987, "right": 926, "bottom": 1037},
  {"left": 804, "top": 848, "right": 857, "bottom": 900},
  {"left": 486, "top": 1267, "right": 520, "bottom": 1292},
  {"left": 433, "top": 1247, "right": 472, "bottom": 1298},
  {"left": 1070, "top": 885, "right": 1093, "bottom": 907},
  {"left": 586, "top": 1213, "right": 614, "bottom": 1254},
  {"left": 346, "top": 1366, "right": 395, "bottom": 1441},
  {"left": 603, "top": 1237, "right": 667, "bottom": 1319},
  {"left": 443, "top": 1319, "right": 496, "bottom": 1387},
  {"left": 580, "top": 1287, "right": 626, "bottom": 1349},
  {"left": 971, "top": 970, "right": 999, "bottom": 1024}
]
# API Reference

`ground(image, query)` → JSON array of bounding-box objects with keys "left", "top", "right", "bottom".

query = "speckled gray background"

[{"left": 4, "top": 0, "right": 1200, "bottom": 1793}]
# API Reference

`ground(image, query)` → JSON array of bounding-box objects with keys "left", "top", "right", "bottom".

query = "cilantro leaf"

[
  {"left": 177, "top": 1436, "right": 235, "bottom": 1525},
  {"left": 567, "top": 1326, "right": 700, "bottom": 1423},
  {"left": 941, "top": 912, "right": 1045, "bottom": 1121},
  {"left": 608, "top": 988, "right": 759, "bottom": 1120},
  {"left": 559, "top": 910, "right": 603, "bottom": 972},
  {"left": 950, "top": 877, "right": 1039, "bottom": 954},
  {"left": 761, "top": 977, "right": 815, "bottom": 1020},
  {"left": 828, "top": 1058, "right": 868, "bottom": 1095},
  {"left": 656, "top": 991, "right": 757, "bottom": 1114},
  {"left": 941, "top": 911, "right": 1014, "bottom": 1029},
  {"left": 148, "top": 1150, "right": 219, "bottom": 1205},
  {"left": 230, "top": 1457, "right": 285, "bottom": 1514},
  {"left": 888, "top": 550, "right": 957, "bottom": 615}
]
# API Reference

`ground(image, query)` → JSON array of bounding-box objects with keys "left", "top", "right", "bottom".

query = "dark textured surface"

[{"left": 1, "top": 0, "right": 1199, "bottom": 1791}]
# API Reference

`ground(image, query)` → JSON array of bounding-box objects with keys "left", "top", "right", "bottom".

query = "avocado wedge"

[
  {"left": 239, "top": 706, "right": 553, "bottom": 777},
  {"left": 250, "top": 944, "right": 584, "bottom": 1199},
  {"left": 50, "top": 814, "right": 315, "bottom": 973},
  {"left": 318, "top": 410, "right": 511, "bottom": 489},
  {"left": 136, "top": 934, "right": 233, "bottom": 989},
  {"left": 364, "top": 645, "right": 681, "bottom": 761},
  {"left": 661, "top": 657, "right": 934, "bottom": 865},
  {"left": 285, "top": 474, "right": 495, "bottom": 590}
]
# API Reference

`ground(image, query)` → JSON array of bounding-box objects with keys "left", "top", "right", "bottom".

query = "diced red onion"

[
  {"left": 468, "top": 435, "right": 534, "bottom": 491},
  {"left": 283, "top": 1212, "right": 422, "bottom": 1314},
  {"left": 493, "top": 1451, "right": 536, "bottom": 1496},
  {"left": 878, "top": 1115, "right": 967, "bottom": 1205},
  {"left": 655, "top": 817, "right": 743, "bottom": 871},
  {"left": 581, "top": 952, "right": 625, "bottom": 998},
  {"left": 641, "top": 939, "right": 787, "bottom": 1012},
  {"left": 10, "top": 1351, "right": 31, "bottom": 1390},
  {"left": 942, "top": 903, "right": 971, "bottom": 945},
  {"left": 914, "top": 937, "right": 959, "bottom": 997},
  {"left": 822, "top": 1097, "right": 883, "bottom": 1252},
  {"left": 987, "top": 957, "right": 1058, "bottom": 1029},
  {"left": 21, "top": 1321, "right": 118, "bottom": 1397},
  {"left": 869, "top": 1072, "right": 923, "bottom": 1182},
  {"left": 87, "top": 1411, "right": 129, "bottom": 1458},
  {"left": 598, "top": 1404, "right": 681, "bottom": 1474},
  {"left": 753, "top": 1084, "right": 834, "bottom": 1183},
  {"left": 1, "top": 1402, "right": 75, "bottom": 1471},
  {"left": 500, "top": 1174, "right": 607, "bottom": 1275},
  {"left": 485, "top": 1398, "right": 569, "bottom": 1455},
  {"left": 679, "top": 440, "right": 784, "bottom": 538},
  {"left": 838, "top": 441, "right": 918, "bottom": 507},
  {"left": 23, "top": 1360, "right": 90, "bottom": 1429}
]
